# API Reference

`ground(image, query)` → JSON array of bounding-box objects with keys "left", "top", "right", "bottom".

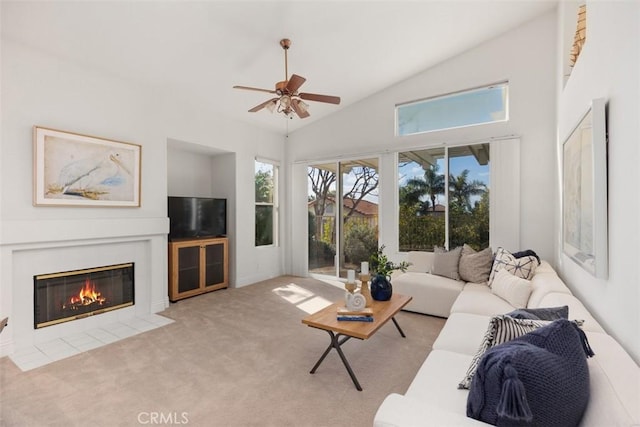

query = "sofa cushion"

[
  {"left": 536, "top": 292, "right": 605, "bottom": 333},
  {"left": 374, "top": 394, "right": 486, "bottom": 427},
  {"left": 392, "top": 272, "right": 464, "bottom": 318},
  {"left": 488, "top": 247, "right": 538, "bottom": 286},
  {"left": 467, "top": 319, "right": 590, "bottom": 426},
  {"left": 527, "top": 265, "right": 572, "bottom": 308},
  {"left": 450, "top": 285, "right": 515, "bottom": 316},
  {"left": 405, "top": 350, "right": 473, "bottom": 414},
  {"left": 458, "top": 315, "right": 550, "bottom": 389},
  {"left": 490, "top": 268, "right": 532, "bottom": 308},
  {"left": 405, "top": 251, "right": 434, "bottom": 273},
  {"left": 458, "top": 244, "right": 493, "bottom": 284},
  {"left": 432, "top": 246, "right": 462, "bottom": 280},
  {"left": 433, "top": 313, "right": 493, "bottom": 355},
  {"left": 582, "top": 332, "right": 640, "bottom": 426}
]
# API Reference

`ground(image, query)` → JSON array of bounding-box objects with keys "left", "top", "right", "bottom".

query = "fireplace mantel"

[
  {"left": 0, "top": 217, "right": 169, "bottom": 357},
  {"left": 0, "top": 217, "right": 168, "bottom": 246}
]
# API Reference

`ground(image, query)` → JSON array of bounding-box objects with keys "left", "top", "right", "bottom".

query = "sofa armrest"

[{"left": 374, "top": 393, "right": 487, "bottom": 427}]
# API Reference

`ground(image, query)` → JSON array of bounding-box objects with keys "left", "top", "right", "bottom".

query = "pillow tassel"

[
  {"left": 496, "top": 363, "right": 533, "bottom": 422},
  {"left": 571, "top": 323, "right": 595, "bottom": 357}
]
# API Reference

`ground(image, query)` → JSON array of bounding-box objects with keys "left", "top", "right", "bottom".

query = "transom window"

[{"left": 396, "top": 82, "right": 509, "bottom": 136}]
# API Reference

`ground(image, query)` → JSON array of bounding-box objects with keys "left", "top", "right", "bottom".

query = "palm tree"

[
  {"left": 405, "top": 164, "right": 445, "bottom": 213},
  {"left": 449, "top": 169, "right": 486, "bottom": 213}
]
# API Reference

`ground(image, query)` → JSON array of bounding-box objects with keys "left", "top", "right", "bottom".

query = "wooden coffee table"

[{"left": 301, "top": 293, "right": 412, "bottom": 391}]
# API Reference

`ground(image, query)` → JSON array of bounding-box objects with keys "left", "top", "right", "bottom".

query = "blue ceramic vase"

[{"left": 370, "top": 274, "right": 392, "bottom": 301}]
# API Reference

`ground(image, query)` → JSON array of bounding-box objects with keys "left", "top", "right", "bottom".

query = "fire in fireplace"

[
  {"left": 34, "top": 263, "right": 134, "bottom": 329},
  {"left": 63, "top": 278, "right": 107, "bottom": 310}
]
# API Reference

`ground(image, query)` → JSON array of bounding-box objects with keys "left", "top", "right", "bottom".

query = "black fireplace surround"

[{"left": 34, "top": 263, "right": 134, "bottom": 329}]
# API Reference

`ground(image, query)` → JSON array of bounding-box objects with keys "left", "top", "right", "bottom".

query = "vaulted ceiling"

[{"left": 2, "top": 1, "right": 557, "bottom": 135}]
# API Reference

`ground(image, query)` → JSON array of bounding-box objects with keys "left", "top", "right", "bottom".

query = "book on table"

[
  {"left": 336, "top": 307, "right": 374, "bottom": 322},
  {"left": 336, "top": 315, "right": 374, "bottom": 322},
  {"left": 337, "top": 307, "right": 373, "bottom": 316}
]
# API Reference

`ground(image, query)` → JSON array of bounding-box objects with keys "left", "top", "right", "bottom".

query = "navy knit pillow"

[{"left": 467, "top": 319, "right": 591, "bottom": 426}]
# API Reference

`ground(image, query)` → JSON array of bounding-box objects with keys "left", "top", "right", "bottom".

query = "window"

[
  {"left": 398, "top": 144, "right": 490, "bottom": 251},
  {"left": 255, "top": 160, "right": 278, "bottom": 246},
  {"left": 396, "top": 82, "right": 508, "bottom": 136}
]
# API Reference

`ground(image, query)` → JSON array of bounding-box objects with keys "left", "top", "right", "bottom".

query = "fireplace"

[{"left": 34, "top": 263, "right": 135, "bottom": 329}]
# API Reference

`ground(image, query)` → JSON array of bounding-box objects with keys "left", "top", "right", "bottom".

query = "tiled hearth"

[
  {"left": 10, "top": 314, "right": 173, "bottom": 371},
  {"left": 0, "top": 218, "right": 170, "bottom": 365}
]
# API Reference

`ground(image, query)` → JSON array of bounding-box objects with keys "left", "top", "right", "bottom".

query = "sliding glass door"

[{"left": 308, "top": 158, "right": 379, "bottom": 278}]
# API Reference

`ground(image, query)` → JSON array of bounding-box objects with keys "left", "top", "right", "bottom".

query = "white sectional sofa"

[{"left": 376, "top": 253, "right": 640, "bottom": 426}]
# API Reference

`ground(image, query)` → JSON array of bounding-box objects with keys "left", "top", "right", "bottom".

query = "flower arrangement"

[{"left": 369, "top": 245, "right": 410, "bottom": 278}]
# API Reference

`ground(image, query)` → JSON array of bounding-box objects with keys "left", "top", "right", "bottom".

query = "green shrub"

[{"left": 344, "top": 220, "right": 378, "bottom": 264}]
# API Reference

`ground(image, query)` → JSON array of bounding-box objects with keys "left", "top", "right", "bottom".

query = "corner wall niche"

[{"left": 166, "top": 138, "right": 236, "bottom": 288}]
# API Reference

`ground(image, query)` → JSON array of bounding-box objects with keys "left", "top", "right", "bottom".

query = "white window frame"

[
  {"left": 255, "top": 158, "right": 279, "bottom": 247},
  {"left": 395, "top": 81, "right": 509, "bottom": 137}
]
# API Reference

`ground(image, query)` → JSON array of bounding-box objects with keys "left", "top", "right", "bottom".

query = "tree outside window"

[{"left": 255, "top": 160, "right": 277, "bottom": 246}]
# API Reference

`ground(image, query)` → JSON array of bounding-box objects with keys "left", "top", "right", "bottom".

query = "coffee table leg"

[
  {"left": 391, "top": 317, "right": 406, "bottom": 338},
  {"left": 309, "top": 330, "right": 362, "bottom": 391}
]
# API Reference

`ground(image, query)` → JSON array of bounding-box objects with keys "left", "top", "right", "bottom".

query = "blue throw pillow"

[
  {"left": 467, "top": 319, "right": 590, "bottom": 426},
  {"left": 512, "top": 249, "right": 541, "bottom": 265},
  {"left": 506, "top": 306, "right": 569, "bottom": 321}
]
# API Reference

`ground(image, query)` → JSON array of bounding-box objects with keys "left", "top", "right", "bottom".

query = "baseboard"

[
  {"left": 150, "top": 297, "right": 169, "bottom": 313},
  {"left": 0, "top": 338, "right": 15, "bottom": 358}
]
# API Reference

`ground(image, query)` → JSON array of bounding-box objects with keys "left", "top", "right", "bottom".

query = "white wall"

[
  {"left": 287, "top": 11, "right": 558, "bottom": 270},
  {"left": 167, "top": 145, "right": 217, "bottom": 197},
  {"left": 0, "top": 34, "right": 285, "bottom": 354},
  {"left": 556, "top": 1, "right": 640, "bottom": 363},
  {"left": 210, "top": 153, "right": 237, "bottom": 285}
]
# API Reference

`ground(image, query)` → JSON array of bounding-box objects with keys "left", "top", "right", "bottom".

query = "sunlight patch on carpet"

[{"left": 272, "top": 283, "right": 332, "bottom": 314}]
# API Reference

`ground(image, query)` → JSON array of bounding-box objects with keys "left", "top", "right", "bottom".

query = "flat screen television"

[{"left": 168, "top": 196, "right": 227, "bottom": 240}]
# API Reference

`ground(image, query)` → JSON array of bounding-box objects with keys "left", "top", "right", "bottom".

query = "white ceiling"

[{"left": 2, "top": 0, "right": 557, "bottom": 135}]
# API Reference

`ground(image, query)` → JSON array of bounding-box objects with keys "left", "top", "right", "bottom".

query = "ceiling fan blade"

[
  {"left": 233, "top": 85, "right": 277, "bottom": 94},
  {"left": 291, "top": 99, "right": 310, "bottom": 119},
  {"left": 248, "top": 98, "right": 278, "bottom": 113},
  {"left": 299, "top": 92, "right": 341, "bottom": 105},
  {"left": 286, "top": 74, "right": 306, "bottom": 93}
]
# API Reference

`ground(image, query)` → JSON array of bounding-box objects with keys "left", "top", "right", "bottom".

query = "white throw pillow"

[
  {"left": 490, "top": 268, "right": 532, "bottom": 308},
  {"left": 488, "top": 247, "right": 538, "bottom": 286}
]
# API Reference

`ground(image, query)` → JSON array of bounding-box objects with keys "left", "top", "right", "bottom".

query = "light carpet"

[{"left": 0, "top": 276, "right": 445, "bottom": 427}]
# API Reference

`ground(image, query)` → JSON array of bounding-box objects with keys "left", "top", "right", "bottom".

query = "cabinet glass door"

[
  {"left": 177, "top": 245, "right": 200, "bottom": 293},
  {"left": 204, "top": 243, "right": 225, "bottom": 287}
]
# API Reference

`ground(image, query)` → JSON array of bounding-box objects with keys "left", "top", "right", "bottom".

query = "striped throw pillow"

[{"left": 458, "top": 315, "right": 549, "bottom": 389}]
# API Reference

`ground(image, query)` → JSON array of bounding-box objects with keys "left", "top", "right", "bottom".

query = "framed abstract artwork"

[
  {"left": 562, "top": 98, "right": 608, "bottom": 279},
  {"left": 33, "top": 126, "right": 141, "bottom": 207}
]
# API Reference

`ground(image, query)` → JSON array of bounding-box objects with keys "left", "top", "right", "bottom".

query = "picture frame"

[
  {"left": 33, "top": 126, "right": 141, "bottom": 207},
  {"left": 562, "top": 98, "right": 608, "bottom": 279}
]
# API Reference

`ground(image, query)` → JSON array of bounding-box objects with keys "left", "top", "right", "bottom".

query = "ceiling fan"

[{"left": 233, "top": 38, "right": 341, "bottom": 119}]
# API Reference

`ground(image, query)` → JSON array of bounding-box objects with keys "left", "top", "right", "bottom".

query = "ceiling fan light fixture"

[
  {"left": 233, "top": 38, "right": 341, "bottom": 119},
  {"left": 298, "top": 100, "right": 309, "bottom": 113},
  {"left": 280, "top": 95, "right": 291, "bottom": 109}
]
